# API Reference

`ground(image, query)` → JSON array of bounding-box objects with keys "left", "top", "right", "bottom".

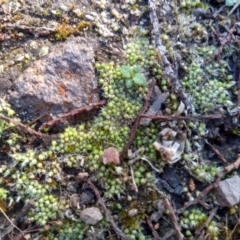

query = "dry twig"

[
  {"left": 0, "top": 207, "right": 23, "bottom": 238},
  {"left": 130, "top": 165, "right": 138, "bottom": 192},
  {"left": 177, "top": 181, "right": 218, "bottom": 215},
  {"left": 1, "top": 200, "right": 34, "bottom": 238},
  {"left": 39, "top": 100, "right": 106, "bottom": 131},
  {"left": 161, "top": 229, "right": 175, "bottom": 240},
  {"left": 0, "top": 114, "right": 44, "bottom": 139},
  {"left": 146, "top": 217, "right": 161, "bottom": 240},
  {"left": 206, "top": 141, "right": 228, "bottom": 165},
  {"left": 226, "top": 215, "right": 240, "bottom": 240},
  {"left": 205, "top": 24, "right": 236, "bottom": 65},
  {"left": 13, "top": 227, "right": 41, "bottom": 240},
  {"left": 177, "top": 155, "right": 240, "bottom": 214},
  {"left": 87, "top": 179, "right": 131, "bottom": 240},
  {"left": 148, "top": 0, "right": 192, "bottom": 111},
  {"left": 120, "top": 78, "right": 156, "bottom": 159},
  {"left": 164, "top": 198, "right": 184, "bottom": 240}
]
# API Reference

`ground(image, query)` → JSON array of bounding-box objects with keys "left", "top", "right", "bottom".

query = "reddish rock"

[
  {"left": 7, "top": 37, "right": 99, "bottom": 122},
  {"left": 102, "top": 147, "right": 120, "bottom": 165}
]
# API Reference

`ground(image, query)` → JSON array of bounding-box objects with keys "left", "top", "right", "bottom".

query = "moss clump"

[
  {"left": 77, "top": 21, "right": 91, "bottom": 31},
  {"left": 181, "top": 46, "right": 235, "bottom": 113},
  {"left": 119, "top": 189, "right": 159, "bottom": 240},
  {"left": 180, "top": 0, "right": 209, "bottom": 14},
  {"left": 55, "top": 22, "right": 74, "bottom": 41},
  {"left": 181, "top": 209, "right": 219, "bottom": 239},
  {"left": 0, "top": 99, "right": 15, "bottom": 137},
  {"left": 0, "top": 187, "right": 8, "bottom": 200},
  {"left": 45, "top": 220, "right": 87, "bottom": 240}
]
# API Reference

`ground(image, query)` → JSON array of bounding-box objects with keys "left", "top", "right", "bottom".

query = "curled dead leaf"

[{"left": 153, "top": 128, "right": 185, "bottom": 164}]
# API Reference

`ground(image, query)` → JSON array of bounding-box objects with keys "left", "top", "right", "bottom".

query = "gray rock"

[
  {"left": 80, "top": 207, "right": 103, "bottom": 225},
  {"left": 215, "top": 175, "right": 240, "bottom": 207},
  {"left": 7, "top": 37, "right": 99, "bottom": 122}
]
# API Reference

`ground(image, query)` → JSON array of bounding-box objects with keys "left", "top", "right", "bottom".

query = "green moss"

[
  {"left": 42, "top": 9, "right": 48, "bottom": 16},
  {"left": 0, "top": 187, "right": 8, "bottom": 200},
  {"left": 44, "top": 220, "right": 87, "bottom": 239},
  {"left": 55, "top": 22, "right": 74, "bottom": 41},
  {"left": 77, "top": 21, "right": 91, "bottom": 31},
  {"left": 181, "top": 209, "right": 219, "bottom": 239},
  {"left": 181, "top": 46, "right": 235, "bottom": 113}
]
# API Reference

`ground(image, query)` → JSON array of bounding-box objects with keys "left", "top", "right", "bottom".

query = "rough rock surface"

[
  {"left": 80, "top": 207, "right": 103, "bottom": 225},
  {"left": 7, "top": 37, "right": 99, "bottom": 122},
  {"left": 214, "top": 175, "right": 240, "bottom": 207}
]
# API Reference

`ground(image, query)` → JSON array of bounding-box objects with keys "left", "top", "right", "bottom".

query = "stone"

[
  {"left": 80, "top": 207, "right": 103, "bottom": 225},
  {"left": 75, "top": 172, "right": 89, "bottom": 184},
  {"left": 102, "top": 147, "right": 120, "bottom": 165},
  {"left": 214, "top": 175, "right": 240, "bottom": 207},
  {"left": 161, "top": 167, "right": 181, "bottom": 189},
  {"left": 7, "top": 37, "right": 100, "bottom": 122}
]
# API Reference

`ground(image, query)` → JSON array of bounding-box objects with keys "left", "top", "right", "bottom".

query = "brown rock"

[
  {"left": 102, "top": 147, "right": 120, "bottom": 165},
  {"left": 7, "top": 37, "right": 100, "bottom": 122},
  {"left": 80, "top": 207, "right": 103, "bottom": 225}
]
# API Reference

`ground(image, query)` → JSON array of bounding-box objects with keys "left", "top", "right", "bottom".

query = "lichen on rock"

[{"left": 7, "top": 37, "right": 100, "bottom": 122}]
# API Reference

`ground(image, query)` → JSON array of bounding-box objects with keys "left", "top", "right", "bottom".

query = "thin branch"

[
  {"left": 0, "top": 207, "right": 23, "bottom": 237},
  {"left": 1, "top": 200, "right": 35, "bottom": 238},
  {"left": 87, "top": 179, "right": 131, "bottom": 240},
  {"left": 13, "top": 227, "right": 42, "bottom": 240},
  {"left": 206, "top": 141, "right": 228, "bottom": 165},
  {"left": 120, "top": 78, "right": 156, "bottom": 160},
  {"left": 226, "top": 215, "right": 240, "bottom": 240},
  {"left": 0, "top": 114, "right": 44, "bottom": 139},
  {"left": 130, "top": 165, "right": 138, "bottom": 192},
  {"left": 164, "top": 198, "right": 184, "bottom": 240},
  {"left": 222, "top": 155, "right": 240, "bottom": 174},
  {"left": 161, "top": 229, "right": 175, "bottom": 240},
  {"left": 177, "top": 182, "right": 218, "bottom": 215},
  {"left": 148, "top": 0, "right": 192, "bottom": 111},
  {"left": 146, "top": 217, "right": 161, "bottom": 240},
  {"left": 139, "top": 114, "right": 222, "bottom": 121},
  {"left": 13, "top": 227, "right": 41, "bottom": 240},
  {"left": 211, "top": 27, "right": 221, "bottom": 43},
  {"left": 177, "top": 155, "right": 240, "bottom": 214},
  {"left": 228, "top": 0, "right": 240, "bottom": 16},
  {"left": 39, "top": 100, "right": 106, "bottom": 131}
]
